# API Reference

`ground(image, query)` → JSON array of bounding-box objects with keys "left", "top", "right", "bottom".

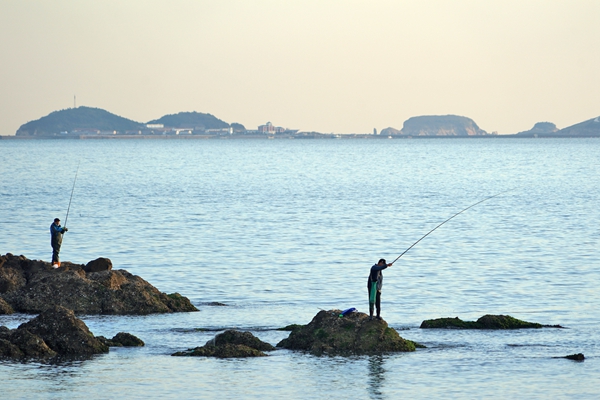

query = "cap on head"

[
  {"left": 54, "top": 218, "right": 60, "bottom": 222},
  {"left": 378, "top": 258, "right": 386, "bottom": 264}
]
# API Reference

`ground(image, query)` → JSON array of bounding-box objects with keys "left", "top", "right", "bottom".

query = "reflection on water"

[
  {"left": 1, "top": 138, "right": 600, "bottom": 398},
  {"left": 367, "top": 355, "right": 386, "bottom": 399}
]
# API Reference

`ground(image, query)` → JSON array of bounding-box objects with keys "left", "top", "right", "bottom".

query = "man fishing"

[
  {"left": 50, "top": 218, "right": 68, "bottom": 268},
  {"left": 368, "top": 259, "right": 393, "bottom": 320}
]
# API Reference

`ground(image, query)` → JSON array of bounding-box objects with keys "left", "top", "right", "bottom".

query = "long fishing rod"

[
  {"left": 64, "top": 161, "right": 80, "bottom": 229},
  {"left": 390, "top": 191, "right": 509, "bottom": 264}
]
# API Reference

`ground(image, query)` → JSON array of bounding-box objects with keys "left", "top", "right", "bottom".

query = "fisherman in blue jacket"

[
  {"left": 50, "top": 218, "right": 68, "bottom": 268},
  {"left": 367, "top": 258, "right": 393, "bottom": 320}
]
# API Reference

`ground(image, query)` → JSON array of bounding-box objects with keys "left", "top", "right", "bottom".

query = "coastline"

[{"left": 2, "top": 133, "right": 599, "bottom": 140}]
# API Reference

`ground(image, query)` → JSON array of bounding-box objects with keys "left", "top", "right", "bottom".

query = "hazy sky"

[{"left": 1, "top": 0, "right": 599, "bottom": 135}]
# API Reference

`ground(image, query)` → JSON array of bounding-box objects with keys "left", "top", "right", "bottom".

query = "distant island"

[{"left": 3, "top": 107, "right": 600, "bottom": 139}]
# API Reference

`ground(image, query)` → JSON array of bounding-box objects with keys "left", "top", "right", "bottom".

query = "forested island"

[{"left": 3, "top": 107, "right": 600, "bottom": 139}]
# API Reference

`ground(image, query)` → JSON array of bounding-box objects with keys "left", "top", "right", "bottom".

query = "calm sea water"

[{"left": 1, "top": 137, "right": 599, "bottom": 399}]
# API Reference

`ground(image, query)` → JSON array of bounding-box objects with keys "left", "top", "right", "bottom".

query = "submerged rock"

[
  {"left": 420, "top": 314, "right": 562, "bottom": 329},
  {"left": 0, "top": 253, "right": 198, "bottom": 315},
  {"left": 564, "top": 353, "right": 585, "bottom": 361},
  {"left": 277, "top": 310, "right": 422, "bottom": 355},
  {"left": 172, "top": 330, "right": 274, "bottom": 358}
]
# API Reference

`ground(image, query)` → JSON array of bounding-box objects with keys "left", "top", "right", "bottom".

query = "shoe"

[
  {"left": 369, "top": 316, "right": 373, "bottom": 321},
  {"left": 376, "top": 316, "right": 382, "bottom": 320},
  {"left": 52, "top": 264, "right": 59, "bottom": 269}
]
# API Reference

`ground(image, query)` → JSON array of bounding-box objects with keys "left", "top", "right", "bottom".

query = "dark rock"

[
  {"left": 98, "top": 332, "right": 145, "bottom": 347},
  {"left": 0, "top": 253, "right": 198, "bottom": 315},
  {"left": 0, "top": 297, "right": 14, "bottom": 314},
  {"left": 564, "top": 353, "right": 585, "bottom": 361},
  {"left": 172, "top": 330, "right": 274, "bottom": 358},
  {"left": 276, "top": 324, "right": 305, "bottom": 332},
  {"left": 202, "top": 302, "right": 228, "bottom": 306},
  {"left": 0, "top": 338, "right": 24, "bottom": 358},
  {"left": 420, "top": 314, "right": 561, "bottom": 329},
  {"left": 84, "top": 257, "right": 113, "bottom": 273},
  {"left": 0, "top": 328, "right": 57, "bottom": 358},
  {"left": 18, "top": 305, "right": 108, "bottom": 355},
  {"left": 277, "top": 310, "right": 421, "bottom": 355},
  {"left": 173, "top": 343, "right": 267, "bottom": 358}
]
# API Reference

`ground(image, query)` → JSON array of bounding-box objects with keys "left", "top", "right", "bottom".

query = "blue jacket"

[{"left": 50, "top": 223, "right": 65, "bottom": 247}]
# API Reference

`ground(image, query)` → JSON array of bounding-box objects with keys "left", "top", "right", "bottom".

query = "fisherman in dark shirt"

[
  {"left": 367, "top": 258, "right": 393, "bottom": 320},
  {"left": 50, "top": 218, "right": 67, "bottom": 268}
]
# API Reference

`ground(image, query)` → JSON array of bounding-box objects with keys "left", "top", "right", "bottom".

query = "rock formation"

[
  {"left": 0, "top": 305, "right": 144, "bottom": 359},
  {"left": 172, "top": 330, "right": 275, "bottom": 358},
  {"left": 420, "top": 314, "right": 563, "bottom": 329},
  {"left": 516, "top": 122, "right": 558, "bottom": 136},
  {"left": 0, "top": 253, "right": 198, "bottom": 315},
  {"left": 382, "top": 115, "right": 490, "bottom": 137},
  {"left": 277, "top": 310, "right": 423, "bottom": 355}
]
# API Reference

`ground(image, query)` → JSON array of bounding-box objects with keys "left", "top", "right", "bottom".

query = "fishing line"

[
  {"left": 64, "top": 160, "right": 81, "bottom": 228},
  {"left": 391, "top": 191, "right": 510, "bottom": 264}
]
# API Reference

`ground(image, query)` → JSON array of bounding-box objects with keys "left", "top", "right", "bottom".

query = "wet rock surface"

[
  {"left": 0, "top": 306, "right": 145, "bottom": 360},
  {"left": 564, "top": 353, "right": 585, "bottom": 361},
  {"left": 420, "top": 314, "right": 563, "bottom": 329},
  {"left": 0, "top": 297, "right": 13, "bottom": 314},
  {"left": 172, "top": 330, "right": 275, "bottom": 358},
  {"left": 0, "top": 253, "right": 198, "bottom": 315},
  {"left": 97, "top": 332, "right": 145, "bottom": 347},
  {"left": 277, "top": 310, "right": 422, "bottom": 355}
]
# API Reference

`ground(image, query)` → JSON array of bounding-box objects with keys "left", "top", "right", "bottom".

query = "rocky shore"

[
  {"left": 0, "top": 253, "right": 197, "bottom": 315},
  {"left": 277, "top": 309, "right": 423, "bottom": 355},
  {"left": 0, "top": 305, "right": 143, "bottom": 359},
  {"left": 420, "top": 314, "right": 564, "bottom": 329}
]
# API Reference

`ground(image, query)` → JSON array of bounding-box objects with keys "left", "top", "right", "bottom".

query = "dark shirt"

[
  {"left": 50, "top": 223, "right": 65, "bottom": 248},
  {"left": 367, "top": 264, "right": 388, "bottom": 291}
]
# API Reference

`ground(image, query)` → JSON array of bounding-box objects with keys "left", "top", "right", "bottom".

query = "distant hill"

[
  {"left": 382, "top": 115, "right": 490, "bottom": 136},
  {"left": 379, "top": 127, "right": 401, "bottom": 136},
  {"left": 146, "top": 112, "right": 232, "bottom": 130},
  {"left": 15, "top": 107, "right": 143, "bottom": 136},
  {"left": 557, "top": 116, "right": 600, "bottom": 136},
  {"left": 516, "top": 122, "right": 558, "bottom": 136}
]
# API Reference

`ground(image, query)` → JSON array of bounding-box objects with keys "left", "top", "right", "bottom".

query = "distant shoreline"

[{"left": 2, "top": 134, "right": 599, "bottom": 140}]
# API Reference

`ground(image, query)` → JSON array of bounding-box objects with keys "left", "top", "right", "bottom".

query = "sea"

[{"left": 1, "top": 137, "right": 599, "bottom": 399}]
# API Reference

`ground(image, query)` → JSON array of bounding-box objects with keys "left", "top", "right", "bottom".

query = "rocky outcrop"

[
  {"left": 0, "top": 297, "right": 13, "bottom": 314},
  {"left": 399, "top": 115, "right": 489, "bottom": 136},
  {"left": 0, "top": 306, "right": 106, "bottom": 359},
  {"left": 172, "top": 330, "right": 275, "bottom": 358},
  {"left": 379, "top": 127, "right": 402, "bottom": 136},
  {"left": 97, "top": 332, "right": 145, "bottom": 347},
  {"left": 277, "top": 310, "right": 422, "bottom": 355},
  {"left": 0, "top": 253, "right": 198, "bottom": 315},
  {"left": 420, "top": 315, "right": 563, "bottom": 329},
  {"left": 516, "top": 122, "right": 558, "bottom": 136},
  {"left": 0, "top": 305, "right": 145, "bottom": 360},
  {"left": 563, "top": 353, "right": 585, "bottom": 361}
]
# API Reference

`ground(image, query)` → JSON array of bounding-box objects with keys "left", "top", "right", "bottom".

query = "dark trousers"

[
  {"left": 52, "top": 245, "right": 61, "bottom": 263},
  {"left": 368, "top": 287, "right": 381, "bottom": 316}
]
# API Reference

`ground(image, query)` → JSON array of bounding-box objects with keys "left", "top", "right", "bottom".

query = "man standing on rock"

[
  {"left": 50, "top": 218, "right": 67, "bottom": 268},
  {"left": 368, "top": 258, "right": 393, "bottom": 320}
]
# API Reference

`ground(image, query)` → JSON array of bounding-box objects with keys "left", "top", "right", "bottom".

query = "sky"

[{"left": 1, "top": 0, "right": 599, "bottom": 135}]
